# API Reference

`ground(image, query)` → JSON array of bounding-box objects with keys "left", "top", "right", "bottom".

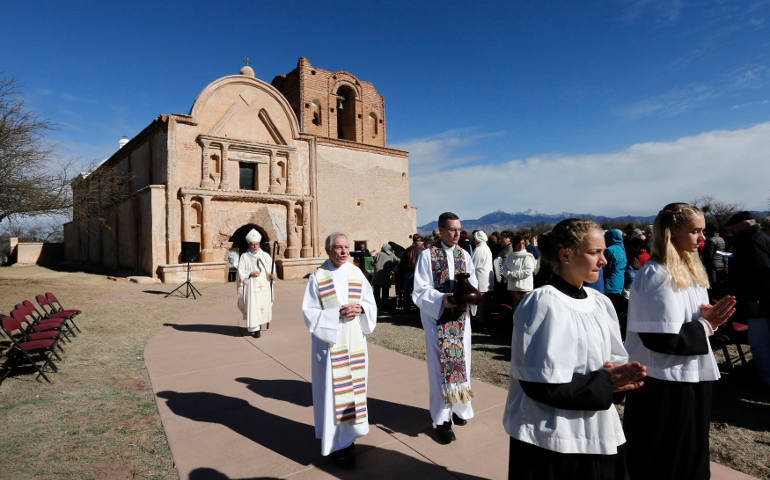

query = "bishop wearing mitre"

[{"left": 237, "top": 229, "right": 274, "bottom": 338}]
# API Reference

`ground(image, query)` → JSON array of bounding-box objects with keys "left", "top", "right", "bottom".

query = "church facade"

[{"left": 64, "top": 58, "right": 416, "bottom": 281}]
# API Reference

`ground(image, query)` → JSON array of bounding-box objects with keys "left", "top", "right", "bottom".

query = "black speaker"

[{"left": 181, "top": 242, "right": 200, "bottom": 263}]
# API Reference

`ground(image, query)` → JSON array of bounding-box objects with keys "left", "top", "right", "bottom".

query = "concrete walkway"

[{"left": 145, "top": 280, "right": 756, "bottom": 480}]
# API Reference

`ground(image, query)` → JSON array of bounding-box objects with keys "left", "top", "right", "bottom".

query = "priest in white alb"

[
  {"left": 236, "top": 229, "right": 274, "bottom": 338},
  {"left": 302, "top": 232, "right": 377, "bottom": 467},
  {"left": 412, "top": 211, "right": 478, "bottom": 445}
]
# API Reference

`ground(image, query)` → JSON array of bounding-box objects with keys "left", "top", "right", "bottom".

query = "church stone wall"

[
  {"left": 315, "top": 141, "right": 415, "bottom": 251},
  {"left": 273, "top": 58, "right": 386, "bottom": 147},
  {"left": 130, "top": 142, "right": 152, "bottom": 192},
  {"left": 65, "top": 119, "right": 169, "bottom": 275},
  {"left": 63, "top": 222, "right": 77, "bottom": 260},
  {"left": 101, "top": 208, "right": 118, "bottom": 270}
]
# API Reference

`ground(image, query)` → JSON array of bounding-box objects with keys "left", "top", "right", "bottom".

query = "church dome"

[{"left": 240, "top": 65, "right": 255, "bottom": 77}]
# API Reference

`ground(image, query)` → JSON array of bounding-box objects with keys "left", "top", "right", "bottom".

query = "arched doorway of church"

[
  {"left": 229, "top": 224, "right": 270, "bottom": 256},
  {"left": 229, "top": 224, "right": 271, "bottom": 281}
]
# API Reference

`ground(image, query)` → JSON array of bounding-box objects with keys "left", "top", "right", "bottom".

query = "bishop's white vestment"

[
  {"left": 302, "top": 260, "right": 377, "bottom": 456},
  {"left": 412, "top": 242, "right": 478, "bottom": 425},
  {"left": 236, "top": 249, "right": 273, "bottom": 332}
]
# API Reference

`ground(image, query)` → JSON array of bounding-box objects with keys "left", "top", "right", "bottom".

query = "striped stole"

[{"left": 315, "top": 267, "right": 368, "bottom": 424}]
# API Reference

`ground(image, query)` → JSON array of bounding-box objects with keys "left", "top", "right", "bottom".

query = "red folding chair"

[
  {"left": 0, "top": 314, "right": 60, "bottom": 383},
  {"left": 20, "top": 300, "right": 75, "bottom": 338},
  {"left": 46, "top": 292, "right": 81, "bottom": 319},
  {"left": 1, "top": 313, "right": 64, "bottom": 352},
  {"left": 36, "top": 294, "right": 80, "bottom": 334},
  {"left": 12, "top": 304, "right": 72, "bottom": 342}
]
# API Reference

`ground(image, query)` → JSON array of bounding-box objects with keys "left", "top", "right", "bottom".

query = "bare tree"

[
  {"left": 0, "top": 75, "right": 73, "bottom": 223},
  {"left": 0, "top": 218, "right": 63, "bottom": 242},
  {"left": 692, "top": 195, "right": 742, "bottom": 229}
]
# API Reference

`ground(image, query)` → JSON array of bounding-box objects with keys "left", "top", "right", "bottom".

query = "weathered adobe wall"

[
  {"left": 64, "top": 185, "right": 165, "bottom": 275},
  {"left": 65, "top": 118, "right": 169, "bottom": 276},
  {"left": 196, "top": 202, "right": 288, "bottom": 262},
  {"left": 13, "top": 242, "right": 64, "bottom": 265},
  {"left": 173, "top": 77, "right": 302, "bottom": 192},
  {"left": 171, "top": 74, "right": 312, "bottom": 267},
  {"left": 274, "top": 58, "right": 385, "bottom": 147},
  {"left": 315, "top": 141, "right": 415, "bottom": 251}
]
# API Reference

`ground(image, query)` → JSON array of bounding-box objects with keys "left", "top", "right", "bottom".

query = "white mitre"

[{"left": 245, "top": 229, "right": 262, "bottom": 244}]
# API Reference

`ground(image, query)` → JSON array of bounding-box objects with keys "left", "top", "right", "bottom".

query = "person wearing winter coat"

[
  {"left": 472, "top": 230, "right": 494, "bottom": 326},
  {"left": 371, "top": 243, "right": 400, "bottom": 310},
  {"left": 504, "top": 233, "right": 537, "bottom": 310},
  {"left": 604, "top": 229, "right": 628, "bottom": 331},
  {"left": 604, "top": 230, "right": 627, "bottom": 294}
]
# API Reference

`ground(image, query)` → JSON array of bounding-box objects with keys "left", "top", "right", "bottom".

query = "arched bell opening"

[{"left": 336, "top": 85, "right": 357, "bottom": 141}]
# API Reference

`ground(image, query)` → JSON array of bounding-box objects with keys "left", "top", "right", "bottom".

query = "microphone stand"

[{"left": 165, "top": 261, "right": 202, "bottom": 299}]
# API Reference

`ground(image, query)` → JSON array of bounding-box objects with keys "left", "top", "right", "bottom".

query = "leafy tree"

[{"left": 0, "top": 75, "right": 72, "bottom": 223}]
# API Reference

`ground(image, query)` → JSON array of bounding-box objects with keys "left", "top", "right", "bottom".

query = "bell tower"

[{"left": 272, "top": 57, "right": 386, "bottom": 147}]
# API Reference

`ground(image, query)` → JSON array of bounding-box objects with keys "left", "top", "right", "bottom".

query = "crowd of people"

[{"left": 243, "top": 204, "right": 769, "bottom": 478}]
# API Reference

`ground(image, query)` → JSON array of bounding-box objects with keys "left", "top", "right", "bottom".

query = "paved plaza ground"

[{"left": 145, "top": 280, "right": 757, "bottom": 479}]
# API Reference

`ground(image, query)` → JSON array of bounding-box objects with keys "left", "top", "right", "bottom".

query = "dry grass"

[
  {"left": 369, "top": 305, "right": 770, "bottom": 480},
  {"left": 0, "top": 265, "right": 235, "bottom": 480}
]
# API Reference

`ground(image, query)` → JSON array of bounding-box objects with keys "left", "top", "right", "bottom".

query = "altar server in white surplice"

[
  {"left": 236, "top": 229, "right": 274, "bottom": 338},
  {"left": 302, "top": 232, "right": 377, "bottom": 467}
]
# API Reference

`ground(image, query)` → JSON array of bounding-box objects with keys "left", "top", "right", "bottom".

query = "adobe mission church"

[{"left": 64, "top": 58, "right": 416, "bottom": 282}]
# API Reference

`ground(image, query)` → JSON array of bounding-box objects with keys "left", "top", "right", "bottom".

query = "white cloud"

[
  {"left": 731, "top": 99, "right": 769, "bottom": 110},
  {"left": 392, "top": 128, "right": 504, "bottom": 176},
  {"left": 620, "top": 0, "right": 683, "bottom": 24},
  {"left": 617, "top": 64, "right": 770, "bottom": 120},
  {"left": 409, "top": 122, "right": 770, "bottom": 224}
]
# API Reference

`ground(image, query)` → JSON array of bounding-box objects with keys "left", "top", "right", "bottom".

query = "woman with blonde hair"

[
  {"left": 623, "top": 202, "right": 736, "bottom": 480},
  {"left": 503, "top": 218, "right": 646, "bottom": 479}
]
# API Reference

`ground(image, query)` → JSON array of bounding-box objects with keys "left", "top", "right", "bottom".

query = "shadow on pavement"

[
  {"left": 189, "top": 469, "right": 276, "bottom": 480},
  {"left": 234, "top": 377, "right": 432, "bottom": 437},
  {"left": 158, "top": 390, "right": 488, "bottom": 480},
  {"left": 156, "top": 390, "right": 316, "bottom": 465},
  {"left": 163, "top": 323, "right": 244, "bottom": 337}
]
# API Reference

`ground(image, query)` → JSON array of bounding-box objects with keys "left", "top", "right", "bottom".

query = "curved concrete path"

[{"left": 145, "top": 280, "right": 756, "bottom": 480}]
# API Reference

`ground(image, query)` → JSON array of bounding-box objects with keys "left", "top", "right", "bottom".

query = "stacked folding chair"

[
  {"left": 15, "top": 301, "right": 74, "bottom": 341},
  {"left": 0, "top": 314, "right": 61, "bottom": 383},
  {"left": 36, "top": 293, "right": 81, "bottom": 334},
  {"left": 0, "top": 292, "right": 82, "bottom": 383}
]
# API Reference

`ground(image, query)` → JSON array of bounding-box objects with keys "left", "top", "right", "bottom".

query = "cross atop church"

[{"left": 244, "top": 57, "right": 251, "bottom": 66}]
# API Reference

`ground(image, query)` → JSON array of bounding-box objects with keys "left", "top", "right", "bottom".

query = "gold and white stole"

[{"left": 315, "top": 267, "right": 367, "bottom": 424}]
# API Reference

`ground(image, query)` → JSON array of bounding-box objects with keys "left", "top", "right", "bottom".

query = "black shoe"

[
  {"left": 452, "top": 413, "right": 467, "bottom": 426},
  {"left": 251, "top": 331, "right": 261, "bottom": 338},
  {"left": 331, "top": 443, "right": 356, "bottom": 468},
  {"left": 435, "top": 421, "right": 456, "bottom": 444}
]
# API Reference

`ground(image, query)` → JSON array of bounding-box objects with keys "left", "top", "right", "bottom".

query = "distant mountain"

[{"left": 418, "top": 210, "right": 657, "bottom": 234}]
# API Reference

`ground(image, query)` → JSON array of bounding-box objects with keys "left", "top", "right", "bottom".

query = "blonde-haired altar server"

[
  {"left": 302, "top": 232, "right": 377, "bottom": 468},
  {"left": 236, "top": 229, "right": 274, "bottom": 338},
  {"left": 624, "top": 203, "right": 735, "bottom": 480}
]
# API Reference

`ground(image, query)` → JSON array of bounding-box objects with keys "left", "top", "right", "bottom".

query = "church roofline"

[
  {"left": 72, "top": 115, "right": 169, "bottom": 184},
  {"left": 315, "top": 135, "right": 408, "bottom": 157}
]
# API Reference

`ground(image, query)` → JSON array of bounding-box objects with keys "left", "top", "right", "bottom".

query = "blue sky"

[{"left": 3, "top": 0, "right": 769, "bottom": 225}]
